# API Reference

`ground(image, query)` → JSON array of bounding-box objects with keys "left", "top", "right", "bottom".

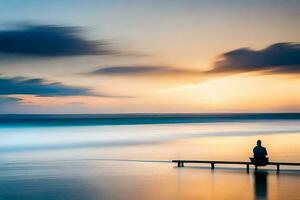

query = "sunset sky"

[{"left": 0, "top": 0, "right": 299, "bottom": 113}]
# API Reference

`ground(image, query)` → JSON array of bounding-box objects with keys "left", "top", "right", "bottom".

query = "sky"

[{"left": 0, "top": 0, "right": 299, "bottom": 113}]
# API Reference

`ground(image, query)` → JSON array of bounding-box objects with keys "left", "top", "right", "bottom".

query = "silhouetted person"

[
  {"left": 253, "top": 140, "right": 268, "bottom": 159},
  {"left": 251, "top": 140, "right": 268, "bottom": 170}
]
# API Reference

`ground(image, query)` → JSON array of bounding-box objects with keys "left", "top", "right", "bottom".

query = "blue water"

[
  {"left": 1, "top": 113, "right": 300, "bottom": 127},
  {"left": 1, "top": 114, "right": 300, "bottom": 200}
]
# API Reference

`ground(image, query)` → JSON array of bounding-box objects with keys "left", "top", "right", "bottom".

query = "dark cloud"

[
  {"left": 0, "top": 76, "right": 95, "bottom": 97},
  {"left": 86, "top": 65, "right": 201, "bottom": 76},
  {"left": 0, "top": 96, "right": 22, "bottom": 104},
  {"left": 0, "top": 96, "right": 23, "bottom": 113},
  {"left": 0, "top": 24, "right": 112, "bottom": 57},
  {"left": 208, "top": 42, "right": 300, "bottom": 74}
]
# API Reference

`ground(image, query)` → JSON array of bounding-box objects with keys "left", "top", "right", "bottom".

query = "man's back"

[
  {"left": 251, "top": 140, "right": 268, "bottom": 167},
  {"left": 253, "top": 145, "right": 268, "bottom": 158}
]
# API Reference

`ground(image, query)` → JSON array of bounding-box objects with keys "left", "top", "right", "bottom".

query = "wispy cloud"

[
  {"left": 0, "top": 76, "right": 97, "bottom": 97},
  {"left": 208, "top": 42, "right": 300, "bottom": 74},
  {"left": 0, "top": 96, "right": 22, "bottom": 104},
  {"left": 0, "top": 75, "right": 135, "bottom": 99},
  {"left": 85, "top": 65, "right": 201, "bottom": 76},
  {"left": 0, "top": 24, "right": 113, "bottom": 58},
  {"left": 87, "top": 42, "right": 300, "bottom": 80}
]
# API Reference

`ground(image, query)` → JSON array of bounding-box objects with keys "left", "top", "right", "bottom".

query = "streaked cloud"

[
  {"left": 208, "top": 42, "right": 300, "bottom": 74},
  {"left": 86, "top": 65, "right": 201, "bottom": 76},
  {"left": 87, "top": 42, "right": 300, "bottom": 80},
  {"left": 0, "top": 24, "right": 112, "bottom": 58},
  {"left": 0, "top": 76, "right": 97, "bottom": 97},
  {"left": 0, "top": 96, "right": 22, "bottom": 104}
]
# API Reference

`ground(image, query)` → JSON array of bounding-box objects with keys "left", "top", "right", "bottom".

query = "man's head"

[{"left": 257, "top": 140, "right": 262, "bottom": 146}]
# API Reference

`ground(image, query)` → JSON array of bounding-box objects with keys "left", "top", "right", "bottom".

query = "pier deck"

[{"left": 172, "top": 160, "right": 300, "bottom": 172}]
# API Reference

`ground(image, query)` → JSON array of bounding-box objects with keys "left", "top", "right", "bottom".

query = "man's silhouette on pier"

[
  {"left": 251, "top": 140, "right": 268, "bottom": 170},
  {"left": 253, "top": 140, "right": 268, "bottom": 159}
]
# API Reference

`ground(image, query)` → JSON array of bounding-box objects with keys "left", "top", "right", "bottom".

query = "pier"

[{"left": 172, "top": 160, "right": 300, "bottom": 172}]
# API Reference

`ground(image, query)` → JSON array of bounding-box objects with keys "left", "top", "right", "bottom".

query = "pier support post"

[
  {"left": 277, "top": 164, "right": 280, "bottom": 173},
  {"left": 246, "top": 164, "right": 250, "bottom": 172},
  {"left": 177, "top": 162, "right": 184, "bottom": 167},
  {"left": 211, "top": 162, "right": 215, "bottom": 169}
]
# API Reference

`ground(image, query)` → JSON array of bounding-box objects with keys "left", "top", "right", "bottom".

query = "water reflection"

[
  {"left": 1, "top": 120, "right": 300, "bottom": 200},
  {"left": 254, "top": 171, "right": 268, "bottom": 200}
]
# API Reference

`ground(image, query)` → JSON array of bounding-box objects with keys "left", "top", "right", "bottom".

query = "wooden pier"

[{"left": 172, "top": 160, "right": 300, "bottom": 172}]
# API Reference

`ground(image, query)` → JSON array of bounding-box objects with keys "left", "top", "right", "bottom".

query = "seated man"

[{"left": 251, "top": 140, "right": 268, "bottom": 167}]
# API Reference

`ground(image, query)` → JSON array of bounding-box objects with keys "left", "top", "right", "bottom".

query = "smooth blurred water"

[{"left": 0, "top": 118, "right": 300, "bottom": 200}]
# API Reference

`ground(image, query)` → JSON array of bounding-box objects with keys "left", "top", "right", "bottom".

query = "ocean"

[{"left": 0, "top": 114, "right": 300, "bottom": 200}]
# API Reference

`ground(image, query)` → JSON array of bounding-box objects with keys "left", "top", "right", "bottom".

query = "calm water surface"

[{"left": 0, "top": 119, "right": 300, "bottom": 200}]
